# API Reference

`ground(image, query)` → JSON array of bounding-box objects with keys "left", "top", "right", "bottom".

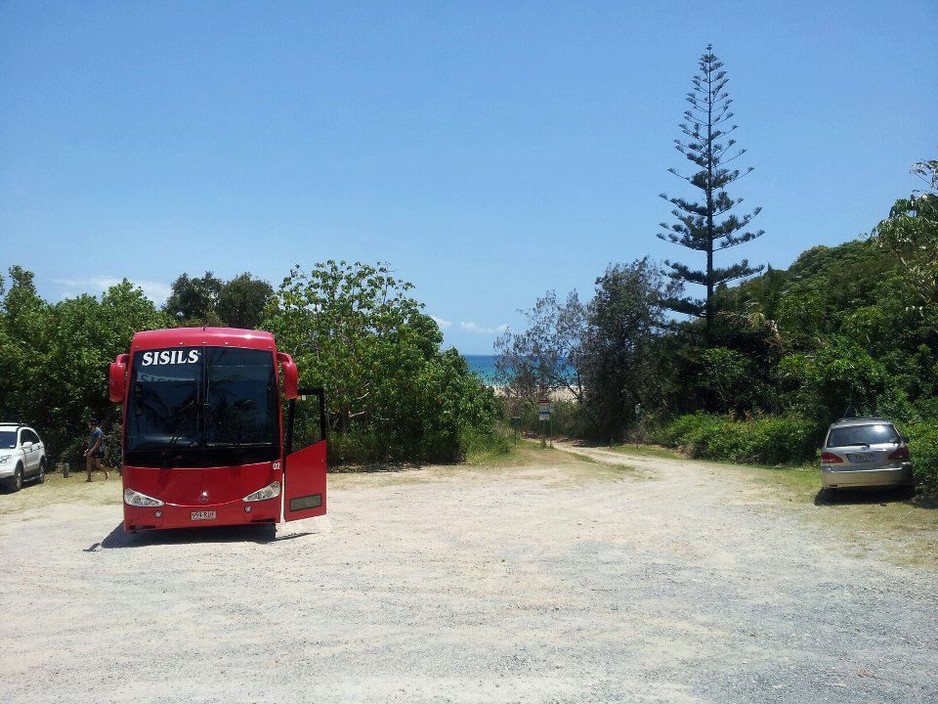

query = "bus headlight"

[
  {"left": 123, "top": 488, "right": 164, "bottom": 507},
  {"left": 242, "top": 481, "right": 281, "bottom": 502}
]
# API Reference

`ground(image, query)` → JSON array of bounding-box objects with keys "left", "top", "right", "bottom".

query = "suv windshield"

[
  {"left": 126, "top": 347, "right": 279, "bottom": 467},
  {"left": 827, "top": 424, "right": 899, "bottom": 448},
  {"left": 0, "top": 431, "right": 16, "bottom": 449}
]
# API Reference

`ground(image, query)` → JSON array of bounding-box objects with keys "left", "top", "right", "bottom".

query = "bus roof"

[{"left": 130, "top": 327, "right": 276, "bottom": 352}]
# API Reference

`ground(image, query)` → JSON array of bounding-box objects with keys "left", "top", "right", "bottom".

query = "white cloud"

[
  {"left": 52, "top": 277, "right": 172, "bottom": 305},
  {"left": 431, "top": 315, "right": 453, "bottom": 330},
  {"left": 460, "top": 321, "right": 509, "bottom": 335},
  {"left": 134, "top": 280, "right": 173, "bottom": 305}
]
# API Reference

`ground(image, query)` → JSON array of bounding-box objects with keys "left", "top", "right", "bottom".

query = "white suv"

[{"left": 0, "top": 424, "right": 47, "bottom": 493}]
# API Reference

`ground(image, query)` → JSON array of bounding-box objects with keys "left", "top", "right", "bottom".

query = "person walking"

[{"left": 85, "top": 419, "right": 108, "bottom": 482}]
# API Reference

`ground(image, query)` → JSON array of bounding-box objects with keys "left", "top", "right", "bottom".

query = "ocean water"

[
  {"left": 463, "top": 355, "right": 577, "bottom": 387},
  {"left": 463, "top": 354, "right": 499, "bottom": 384}
]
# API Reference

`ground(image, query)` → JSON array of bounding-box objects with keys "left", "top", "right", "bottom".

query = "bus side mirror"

[
  {"left": 278, "top": 352, "right": 299, "bottom": 399},
  {"left": 109, "top": 355, "right": 129, "bottom": 403}
]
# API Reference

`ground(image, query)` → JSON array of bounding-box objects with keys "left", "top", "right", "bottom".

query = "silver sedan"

[{"left": 820, "top": 418, "right": 913, "bottom": 493}]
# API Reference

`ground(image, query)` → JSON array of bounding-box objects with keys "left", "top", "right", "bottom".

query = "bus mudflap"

[{"left": 283, "top": 439, "right": 327, "bottom": 521}]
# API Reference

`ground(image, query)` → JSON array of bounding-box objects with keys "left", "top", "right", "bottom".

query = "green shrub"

[
  {"left": 903, "top": 420, "right": 938, "bottom": 491},
  {"left": 651, "top": 413, "right": 817, "bottom": 465},
  {"left": 464, "top": 425, "right": 514, "bottom": 463}
]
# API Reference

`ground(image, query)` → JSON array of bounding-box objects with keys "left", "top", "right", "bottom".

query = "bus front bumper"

[{"left": 123, "top": 498, "right": 281, "bottom": 531}]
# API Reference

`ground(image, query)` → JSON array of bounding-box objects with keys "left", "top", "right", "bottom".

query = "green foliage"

[
  {"left": 651, "top": 413, "right": 817, "bottom": 465},
  {"left": 0, "top": 270, "right": 170, "bottom": 463},
  {"left": 462, "top": 424, "right": 515, "bottom": 464},
  {"left": 163, "top": 271, "right": 224, "bottom": 325},
  {"left": 778, "top": 336, "right": 887, "bottom": 423},
  {"left": 655, "top": 315, "right": 784, "bottom": 416},
  {"left": 265, "top": 261, "right": 497, "bottom": 464},
  {"left": 903, "top": 420, "right": 938, "bottom": 491},
  {"left": 216, "top": 272, "right": 274, "bottom": 329},
  {"left": 580, "top": 259, "right": 670, "bottom": 441},
  {"left": 0, "top": 267, "right": 46, "bottom": 432},
  {"left": 771, "top": 241, "right": 904, "bottom": 342},
  {"left": 874, "top": 159, "right": 938, "bottom": 309},
  {"left": 708, "top": 231, "right": 938, "bottom": 423},
  {"left": 163, "top": 271, "right": 275, "bottom": 328},
  {"left": 699, "top": 346, "right": 755, "bottom": 408}
]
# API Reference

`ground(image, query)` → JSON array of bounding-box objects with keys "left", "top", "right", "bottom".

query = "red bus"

[{"left": 108, "top": 327, "right": 327, "bottom": 532}]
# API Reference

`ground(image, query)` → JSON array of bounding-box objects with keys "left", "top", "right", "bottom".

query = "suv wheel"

[
  {"left": 37, "top": 457, "right": 47, "bottom": 484},
  {"left": 6, "top": 464, "right": 24, "bottom": 492}
]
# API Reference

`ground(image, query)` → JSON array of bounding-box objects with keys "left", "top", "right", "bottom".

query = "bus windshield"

[{"left": 126, "top": 346, "right": 279, "bottom": 467}]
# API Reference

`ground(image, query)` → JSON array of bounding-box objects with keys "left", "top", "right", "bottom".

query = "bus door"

[{"left": 283, "top": 387, "right": 328, "bottom": 521}]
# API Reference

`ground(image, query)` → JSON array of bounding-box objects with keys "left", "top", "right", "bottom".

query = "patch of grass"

[
  {"left": 729, "top": 460, "right": 938, "bottom": 568},
  {"left": 484, "top": 441, "right": 602, "bottom": 468},
  {"left": 464, "top": 431, "right": 516, "bottom": 466},
  {"left": 0, "top": 470, "right": 120, "bottom": 517},
  {"left": 748, "top": 462, "right": 820, "bottom": 496}
]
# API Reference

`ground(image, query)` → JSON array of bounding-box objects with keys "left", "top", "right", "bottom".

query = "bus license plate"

[{"left": 191, "top": 511, "right": 217, "bottom": 521}]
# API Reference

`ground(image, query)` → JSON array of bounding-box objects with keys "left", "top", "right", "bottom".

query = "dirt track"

[{"left": 1, "top": 446, "right": 935, "bottom": 703}]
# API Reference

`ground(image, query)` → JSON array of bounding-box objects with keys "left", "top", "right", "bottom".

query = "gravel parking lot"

[{"left": 2, "top": 445, "right": 935, "bottom": 704}]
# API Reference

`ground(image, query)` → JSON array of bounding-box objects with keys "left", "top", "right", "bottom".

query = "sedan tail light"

[
  {"left": 820, "top": 452, "right": 843, "bottom": 464},
  {"left": 887, "top": 447, "right": 910, "bottom": 461}
]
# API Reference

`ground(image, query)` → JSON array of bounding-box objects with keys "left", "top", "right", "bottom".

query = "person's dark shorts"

[{"left": 90, "top": 448, "right": 104, "bottom": 458}]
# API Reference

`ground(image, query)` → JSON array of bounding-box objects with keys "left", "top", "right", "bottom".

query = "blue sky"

[{"left": 1, "top": 1, "right": 936, "bottom": 353}]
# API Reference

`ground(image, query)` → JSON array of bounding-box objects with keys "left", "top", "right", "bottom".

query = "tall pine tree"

[{"left": 658, "top": 44, "right": 764, "bottom": 336}]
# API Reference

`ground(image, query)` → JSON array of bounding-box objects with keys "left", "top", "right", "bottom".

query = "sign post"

[{"left": 538, "top": 398, "right": 552, "bottom": 447}]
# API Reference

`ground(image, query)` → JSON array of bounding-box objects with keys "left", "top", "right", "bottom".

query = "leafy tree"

[
  {"left": 216, "top": 272, "right": 273, "bottom": 329},
  {"left": 778, "top": 336, "right": 887, "bottom": 423},
  {"left": 0, "top": 270, "right": 169, "bottom": 462},
  {"left": 875, "top": 157, "right": 938, "bottom": 311},
  {"left": 40, "top": 282, "right": 170, "bottom": 461},
  {"left": 579, "top": 259, "right": 671, "bottom": 440},
  {"left": 698, "top": 346, "right": 756, "bottom": 410},
  {"left": 658, "top": 44, "right": 764, "bottom": 336},
  {"left": 494, "top": 290, "right": 586, "bottom": 409},
  {"left": 0, "top": 266, "right": 48, "bottom": 426},
  {"left": 265, "top": 261, "right": 496, "bottom": 463},
  {"left": 162, "top": 271, "right": 224, "bottom": 324}
]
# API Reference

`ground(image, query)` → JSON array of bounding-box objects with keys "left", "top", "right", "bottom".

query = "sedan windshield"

[
  {"left": 126, "top": 347, "right": 279, "bottom": 467},
  {"left": 827, "top": 424, "right": 900, "bottom": 448}
]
